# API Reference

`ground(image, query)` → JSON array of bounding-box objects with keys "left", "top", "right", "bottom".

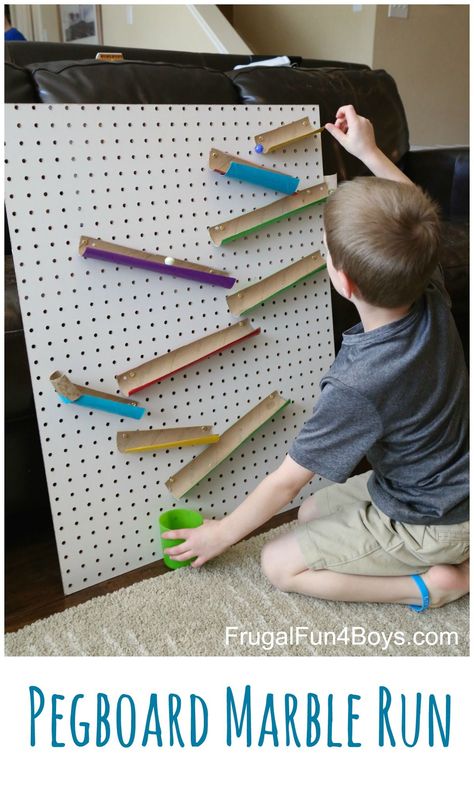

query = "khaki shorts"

[{"left": 295, "top": 472, "right": 470, "bottom": 576}]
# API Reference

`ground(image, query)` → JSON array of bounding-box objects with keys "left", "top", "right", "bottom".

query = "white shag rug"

[{"left": 5, "top": 522, "right": 469, "bottom": 657}]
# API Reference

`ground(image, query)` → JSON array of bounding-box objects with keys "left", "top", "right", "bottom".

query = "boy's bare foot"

[{"left": 420, "top": 560, "right": 469, "bottom": 608}]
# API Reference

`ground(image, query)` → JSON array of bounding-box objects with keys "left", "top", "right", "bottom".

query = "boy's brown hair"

[{"left": 323, "top": 177, "right": 441, "bottom": 308}]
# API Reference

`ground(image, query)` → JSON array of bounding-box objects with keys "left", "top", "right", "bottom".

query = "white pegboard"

[{"left": 5, "top": 104, "right": 334, "bottom": 594}]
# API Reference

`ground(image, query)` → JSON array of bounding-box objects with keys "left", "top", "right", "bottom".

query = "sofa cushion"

[
  {"left": 6, "top": 41, "right": 301, "bottom": 71},
  {"left": 5, "top": 62, "right": 39, "bottom": 103},
  {"left": 6, "top": 41, "right": 210, "bottom": 67},
  {"left": 439, "top": 220, "right": 469, "bottom": 365},
  {"left": 5, "top": 415, "right": 51, "bottom": 522},
  {"left": 5, "top": 257, "right": 36, "bottom": 420},
  {"left": 26, "top": 59, "right": 241, "bottom": 104},
  {"left": 403, "top": 148, "right": 469, "bottom": 220},
  {"left": 228, "top": 66, "right": 410, "bottom": 181},
  {"left": 5, "top": 40, "right": 368, "bottom": 71}
]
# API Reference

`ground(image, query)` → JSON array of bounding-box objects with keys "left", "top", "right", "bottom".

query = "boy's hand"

[
  {"left": 325, "top": 105, "right": 378, "bottom": 163},
  {"left": 325, "top": 104, "right": 412, "bottom": 185},
  {"left": 161, "top": 519, "right": 233, "bottom": 568},
  {"left": 160, "top": 456, "right": 313, "bottom": 571}
]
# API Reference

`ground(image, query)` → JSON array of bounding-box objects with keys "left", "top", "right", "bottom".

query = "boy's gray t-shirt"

[{"left": 289, "top": 272, "right": 469, "bottom": 525}]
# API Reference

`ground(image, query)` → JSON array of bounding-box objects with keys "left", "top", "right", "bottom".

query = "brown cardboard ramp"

[{"left": 166, "top": 391, "right": 290, "bottom": 498}]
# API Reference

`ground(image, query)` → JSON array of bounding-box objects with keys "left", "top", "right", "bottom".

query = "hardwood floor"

[{"left": 4, "top": 507, "right": 298, "bottom": 634}]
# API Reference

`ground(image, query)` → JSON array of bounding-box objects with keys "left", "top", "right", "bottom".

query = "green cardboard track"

[
  {"left": 240, "top": 263, "right": 327, "bottom": 316},
  {"left": 181, "top": 399, "right": 292, "bottom": 495},
  {"left": 221, "top": 196, "right": 328, "bottom": 245}
]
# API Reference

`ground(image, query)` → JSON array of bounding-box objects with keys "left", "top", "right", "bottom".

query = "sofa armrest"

[{"left": 401, "top": 147, "right": 469, "bottom": 220}]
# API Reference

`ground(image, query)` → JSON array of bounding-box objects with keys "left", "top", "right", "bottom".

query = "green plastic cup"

[{"left": 159, "top": 509, "right": 203, "bottom": 569}]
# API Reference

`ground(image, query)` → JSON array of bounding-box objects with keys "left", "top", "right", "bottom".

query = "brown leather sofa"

[{"left": 5, "top": 41, "right": 469, "bottom": 537}]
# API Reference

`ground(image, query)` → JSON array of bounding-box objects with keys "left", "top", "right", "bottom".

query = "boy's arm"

[
  {"left": 161, "top": 455, "right": 314, "bottom": 567},
  {"left": 325, "top": 105, "right": 413, "bottom": 186}
]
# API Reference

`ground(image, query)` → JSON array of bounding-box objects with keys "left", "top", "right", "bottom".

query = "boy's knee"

[
  {"left": 261, "top": 541, "right": 292, "bottom": 592},
  {"left": 298, "top": 496, "right": 318, "bottom": 524}
]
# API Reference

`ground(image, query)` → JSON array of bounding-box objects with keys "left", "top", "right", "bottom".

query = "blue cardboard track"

[
  {"left": 58, "top": 394, "right": 145, "bottom": 420},
  {"left": 227, "top": 162, "right": 299, "bottom": 194}
]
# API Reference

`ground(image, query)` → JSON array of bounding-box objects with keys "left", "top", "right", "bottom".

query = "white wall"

[
  {"left": 233, "top": 4, "right": 376, "bottom": 65},
  {"left": 373, "top": 5, "right": 469, "bottom": 146},
  {"left": 101, "top": 4, "right": 251, "bottom": 54},
  {"left": 11, "top": 4, "right": 252, "bottom": 54}
]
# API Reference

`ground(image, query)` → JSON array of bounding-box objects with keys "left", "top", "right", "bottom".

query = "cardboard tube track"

[
  {"left": 117, "top": 426, "right": 219, "bottom": 453},
  {"left": 209, "top": 182, "right": 328, "bottom": 246},
  {"left": 254, "top": 116, "right": 324, "bottom": 154},
  {"left": 116, "top": 319, "right": 261, "bottom": 396},
  {"left": 166, "top": 391, "right": 290, "bottom": 498},
  {"left": 79, "top": 236, "right": 236, "bottom": 288},
  {"left": 226, "top": 252, "right": 326, "bottom": 316}
]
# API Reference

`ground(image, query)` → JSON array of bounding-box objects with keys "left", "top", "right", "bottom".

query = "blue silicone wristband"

[{"left": 409, "top": 574, "right": 430, "bottom": 612}]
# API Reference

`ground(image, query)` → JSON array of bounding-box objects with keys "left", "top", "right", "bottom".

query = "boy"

[{"left": 162, "top": 105, "right": 469, "bottom": 611}]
